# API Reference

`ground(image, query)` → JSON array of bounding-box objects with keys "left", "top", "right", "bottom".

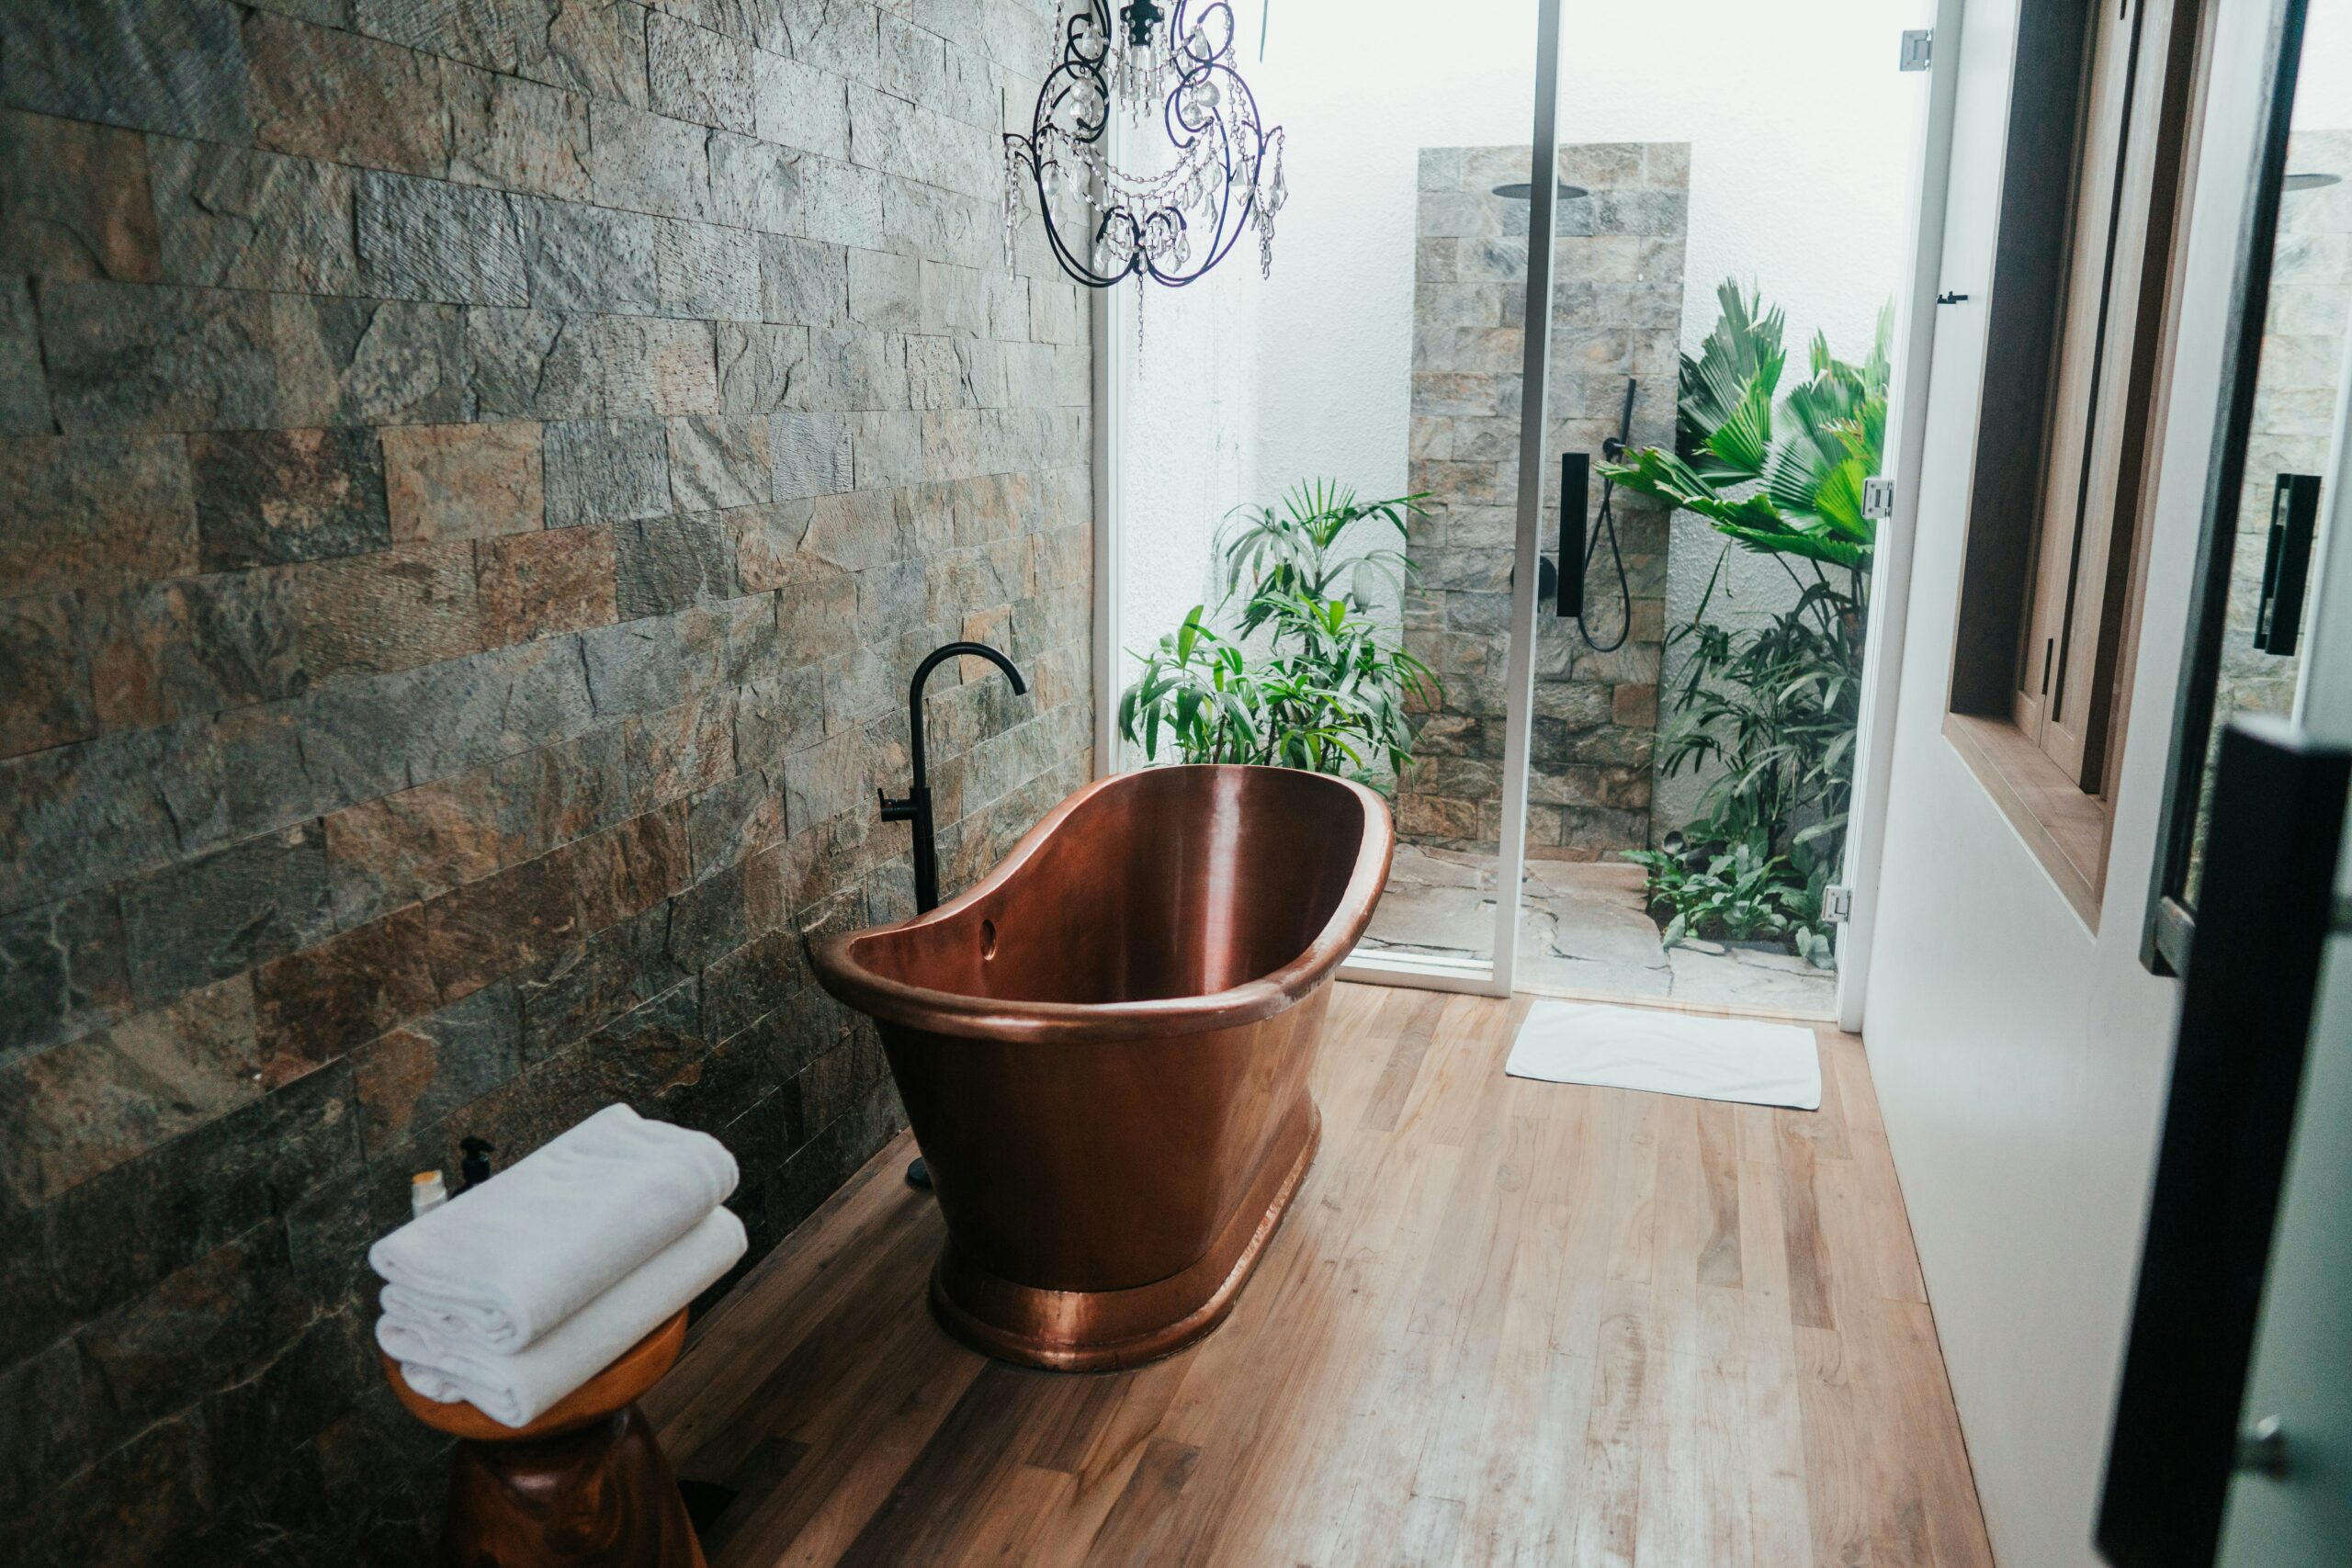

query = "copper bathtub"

[{"left": 811, "top": 764, "right": 1394, "bottom": 1371}]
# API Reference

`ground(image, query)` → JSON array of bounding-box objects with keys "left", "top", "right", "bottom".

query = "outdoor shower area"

[
  {"left": 1338, "top": 140, "right": 1849, "bottom": 1013},
  {"left": 1106, "top": 0, "right": 1930, "bottom": 1018}
]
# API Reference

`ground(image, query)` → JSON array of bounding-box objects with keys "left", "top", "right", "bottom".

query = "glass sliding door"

[
  {"left": 1096, "top": 0, "right": 1566, "bottom": 996},
  {"left": 1101, "top": 0, "right": 1922, "bottom": 1018},
  {"left": 1490, "top": 0, "right": 1932, "bottom": 1020},
  {"left": 1332, "top": 0, "right": 1571, "bottom": 994}
]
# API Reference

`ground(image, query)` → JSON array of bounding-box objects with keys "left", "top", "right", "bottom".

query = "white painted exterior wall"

[
  {"left": 1860, "top": 0, "right": 2278, "bottom": 1562},
  {"left": 2297, "top": 0, "right": 2352, "bottom": 128}
]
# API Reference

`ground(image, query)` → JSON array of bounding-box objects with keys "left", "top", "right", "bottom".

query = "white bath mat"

[{"left": 1506, "top": 999, "right": 1821, "bottom": 1110}]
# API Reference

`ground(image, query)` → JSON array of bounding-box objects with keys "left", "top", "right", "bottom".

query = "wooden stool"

[{"left": 380, "top": 1309, "right": 706, "bottom": 1568}]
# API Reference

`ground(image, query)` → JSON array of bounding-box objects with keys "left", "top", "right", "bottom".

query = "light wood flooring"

[{"left": 643, "top": 984, "right": 1995, "bottom": 1567}]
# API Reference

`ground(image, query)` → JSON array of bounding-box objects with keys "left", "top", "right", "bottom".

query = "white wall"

[
  {"left": 1860, "top": 0, "right": 2274, "bottom": 1562},
  {"left": 1249, "top": 0, "right": 1934, "bottom": 487},
  {"left": 2297, "top": 0, "right": 2352, "bottom": 128},
  {"left": 1113, "top": 0, "right": 1932, "bottom": 804},
  {"left": 1114, "top": 268, "right": 1261, "bottom": 767}
]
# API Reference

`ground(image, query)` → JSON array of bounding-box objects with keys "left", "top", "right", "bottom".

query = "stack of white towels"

[{"left": 370, "top": 1103, "right": 747, "bottom": 1428}]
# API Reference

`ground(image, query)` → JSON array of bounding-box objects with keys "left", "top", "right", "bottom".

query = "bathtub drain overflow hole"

[{"left": 980, "top": 919, "right": 998, "bottom": 960}]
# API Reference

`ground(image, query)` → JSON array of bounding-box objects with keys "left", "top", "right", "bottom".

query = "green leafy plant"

[
  {"left": 1604, "top": 280, "right": 1890, "bottom": 576},
  {"left": 1117, "top": 481, "right": 1439, "bottom": 789},
  {"left": 1623, "top": 841, "right": 1801, "bottom": 942},
  {"left": 1602, "top": 281, "right": 1890, "bottom": 969},
  {"left": 1659, "top": 563, "right": 1861, "bottom": 912}
]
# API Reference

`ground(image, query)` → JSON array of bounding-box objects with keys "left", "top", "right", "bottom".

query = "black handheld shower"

[{"left": 1559, "top": 376, "right": 1637, "bottom": 652}]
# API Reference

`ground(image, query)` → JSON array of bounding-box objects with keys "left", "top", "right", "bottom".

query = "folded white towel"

[
  {"left": 369, "top": 1103, "right": 738, "bottom": 1354},
  {"left": 379, "top": 1205, "right": 747, "bottom": 1428}
]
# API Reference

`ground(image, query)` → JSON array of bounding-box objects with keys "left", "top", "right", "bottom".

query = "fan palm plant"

[
  {"left": 1598, "top": 280, "right": 1891, "bottom": 964},
  {"left": 1603, "top": 279, "right": 1890, "bottom": 587}
]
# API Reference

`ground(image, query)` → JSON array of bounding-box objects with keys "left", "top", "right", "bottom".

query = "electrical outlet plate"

[{"left": 1861, "top": 475, "right": 1896, "bottom": 520}]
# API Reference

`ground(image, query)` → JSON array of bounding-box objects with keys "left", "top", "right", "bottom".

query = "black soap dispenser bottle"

[{"left": 458, "top": 1136, "right": 495, "bottom": 1193}]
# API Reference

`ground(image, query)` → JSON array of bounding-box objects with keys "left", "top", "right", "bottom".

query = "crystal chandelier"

[{"left": 1002, "top": 0, "right": 1287, "bottom": 290}]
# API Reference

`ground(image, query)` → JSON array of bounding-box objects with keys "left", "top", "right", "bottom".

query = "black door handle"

[{"left": 2255, "top": 474, "right": 2321, "bottom": 655}]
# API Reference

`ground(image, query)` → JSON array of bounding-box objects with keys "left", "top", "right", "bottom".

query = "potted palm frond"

[{"left": 1118, "top": 480, "right": 1440, "bottom": 791}]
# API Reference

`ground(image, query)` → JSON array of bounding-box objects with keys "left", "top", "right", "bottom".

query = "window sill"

[{"left": 1943, "top": 712, "right": 2110, "bottom": 931}]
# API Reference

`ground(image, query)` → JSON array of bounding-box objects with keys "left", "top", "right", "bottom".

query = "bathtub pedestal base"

[{"left": 928, "top": 1100, "right": 1321, "bottom": 1372}]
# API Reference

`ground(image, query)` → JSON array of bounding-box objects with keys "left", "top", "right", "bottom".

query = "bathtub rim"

[{"left": 810, "top": 763, "right": 1396, "bottom": 1043}]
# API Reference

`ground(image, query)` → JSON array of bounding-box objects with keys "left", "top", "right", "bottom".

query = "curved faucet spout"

[
  {"left": 905, "top": 641, "right": 1025, "bottom": 794},
  {"left": 881, "top": 640, "right": 1029, "bottom": 917},
  {"left": 879, "top": 639, "right": 1028, "bottom": 1193}
]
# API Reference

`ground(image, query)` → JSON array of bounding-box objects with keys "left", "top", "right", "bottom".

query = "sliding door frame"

[
  {"left": 1838, "top": 0, "right": 1969, "bottom": 1031},
  {"left": 1483, "top": 0, "right": 1567, "bottom": 1000},
  {"left": 1091, "top": 115, "right": 1125, "bottom": 780},
  {"left": 1334, "top": 0, "right": 1566, "bottom": 997},
  {"left": 1084, "top": 5, "right": 1569, "bottom": 998}
]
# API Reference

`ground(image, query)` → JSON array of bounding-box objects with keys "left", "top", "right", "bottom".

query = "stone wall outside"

[
  {"left": 0, "top": 0, "right": 1091, "bottom": 1560},
  {"left": 2212, "top": 130, "right": 2352, "bottom": 726},
  {"left": 2184, "top": 128, "right": 2351, "bottom": 897},
  {"left": 1400, "top": 143, "right": 1686, "bottom": 858}
]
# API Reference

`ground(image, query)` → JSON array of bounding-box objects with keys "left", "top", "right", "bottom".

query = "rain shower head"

[
  {"left": 2283, "top": 172, "right": 2342, "bottom": 194},
  {"left": 1491, "top": 181, "right": 1590, "bottom": 201}
]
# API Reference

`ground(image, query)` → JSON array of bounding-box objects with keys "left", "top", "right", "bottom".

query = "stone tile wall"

[
  {"left": 0, "top": 0, "right": 1091, "bottom": 1561},
  {"left": 1400, "top": 143, "right": 1686, "bottom": 858}
]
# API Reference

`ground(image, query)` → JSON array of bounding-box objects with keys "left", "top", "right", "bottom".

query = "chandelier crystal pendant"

[{"left": 1001, "top": 0, "right": 1286, "bottom": 290}]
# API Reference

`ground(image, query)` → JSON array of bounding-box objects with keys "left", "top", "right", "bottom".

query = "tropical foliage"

[
  {"left": 1605, "top": 280, "right": 1890, "bottom": 576},
  {"left": 1622, "top": 840, "right": 1828, "bottom": 964},
  {"left": 1601, "top": 280, "right": 1889, "bottom": 964},
  {"left": 1117, "top": 482, "right": 1439, "bottom": 788}
]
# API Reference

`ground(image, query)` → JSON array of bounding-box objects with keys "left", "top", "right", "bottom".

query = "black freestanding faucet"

[
  {"left": 880, "top": 641, "right": 1026, "bottom": 1192},
  {"left": 878, "top": 640, "right": 1028, "bottom": 916}
]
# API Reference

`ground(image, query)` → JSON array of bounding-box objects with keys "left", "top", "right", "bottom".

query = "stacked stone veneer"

[
  {"left": 0, "top": 0, "right": 1090, "bottom": 1560},
  {"left": 1400, "top": 143, "right": 1686, "bottom": 857}
]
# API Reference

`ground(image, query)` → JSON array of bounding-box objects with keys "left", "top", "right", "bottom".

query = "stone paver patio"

[{"left": 1357, "top": 843, "right": 1838, "bottom": 1018}]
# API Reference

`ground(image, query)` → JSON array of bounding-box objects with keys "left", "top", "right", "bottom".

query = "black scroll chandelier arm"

[
  {"left": 1003, "top": 0, "right": 1283, "bottom": 292},
  {"left": 1146, "top": 60, "right": 1257, "bottom": 287},
  {"left": 1006, "top": 1, "right": 1132, "bottom": 288}
]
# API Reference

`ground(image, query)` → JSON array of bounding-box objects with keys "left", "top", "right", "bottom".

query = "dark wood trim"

[
  {"left": 1944, "top": 712, "right": 2110, "bottom": 929},
  {"left": 1948, "top": 0, "right": 2094, "bottom": 718},
  {"left": 2018, "top": 0, "right": 2143, "bottom": 779},
  {"left": 2056, "top": 0, "right": 2211, "bottom": 794},
  {"left": 2138, "top": 0, "right": 2309, "bottom": 976},
  {"left": 1948, "top": 0, "right": 2218, "bottom": 926}
]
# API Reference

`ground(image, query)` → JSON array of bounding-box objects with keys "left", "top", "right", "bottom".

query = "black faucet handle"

[{"left": 877, "top": 788, "right": 916, "bottom": 823}]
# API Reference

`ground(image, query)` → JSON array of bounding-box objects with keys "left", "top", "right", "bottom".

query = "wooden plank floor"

[{"left": 643, "top": 985, "right": 1995, "bottom": 1567}]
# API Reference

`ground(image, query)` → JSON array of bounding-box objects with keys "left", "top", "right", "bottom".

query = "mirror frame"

[{"left": 2142, "top": 0, "right": 2312, "bottom": 976}]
